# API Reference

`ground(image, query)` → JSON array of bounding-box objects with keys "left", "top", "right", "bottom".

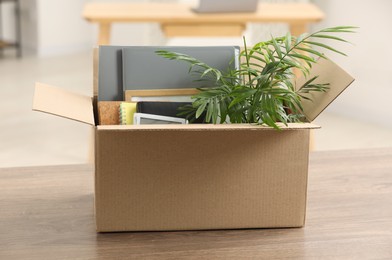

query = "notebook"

[
  {"left": 122, "top": 46, "right": 240, "bottom": 92},
  {"left": 119, "top": 102, "right": 137, "bottom": 125}
]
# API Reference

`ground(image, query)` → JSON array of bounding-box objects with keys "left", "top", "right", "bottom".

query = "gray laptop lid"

[
  {"left": 194, "top": 0, "right": 258, "bottom": 13},
  {"left": 122, "top": 46, "right": 239, "bottom": 91}
]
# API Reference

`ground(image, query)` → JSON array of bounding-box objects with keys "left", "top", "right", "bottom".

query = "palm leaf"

[
  {"left": 303, "top": 41, "right": 348, "bottom": 56},
  {"left": 311, "top": 34, "right": 351, "bottom": 43},
  {"left": 294, "top": 46, "right": 327, "bottom": 59},
  {"left": 157, "top": 26, "right": 357, "bottom": 129}
]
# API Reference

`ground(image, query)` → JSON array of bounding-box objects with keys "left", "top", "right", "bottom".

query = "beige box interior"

[{"left": 32, "top": 48, "right": 354, "bottom": 232}]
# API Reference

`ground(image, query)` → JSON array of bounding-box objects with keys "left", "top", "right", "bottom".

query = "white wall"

[
  {"left": 35, "top": 0, "right": 93, "bottom": 57},
  {"left": 312, "top": 0, "right": 392, "bottom": 128},
  {"left": 34, "top": 0, "right": 165, "bottom": 56},
  {"left": 2, "top": 0, "right": 92, "bottom": 56}
]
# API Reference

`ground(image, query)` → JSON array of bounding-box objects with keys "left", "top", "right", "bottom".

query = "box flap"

[
  {"left": 297, "top": 58, "right": 355, "bottom": 122},
  {"left": 33, "top": 82, "right": 95, "bottom": 125}
]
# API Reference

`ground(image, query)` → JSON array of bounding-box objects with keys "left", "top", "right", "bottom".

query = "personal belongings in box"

[
  {"left": 32, "top": 43, "right": 354, "bottom": 232},
  {"left": 97, "top": 46, "right": 240, "bottom": 125}
]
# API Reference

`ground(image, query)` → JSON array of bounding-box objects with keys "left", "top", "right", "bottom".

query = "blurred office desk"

[
  {"left": 1, "top": 148, "right": 392, "bottom": 259},
  {"left": 82, "top": 2, "right": 324, "bottom": 45}
]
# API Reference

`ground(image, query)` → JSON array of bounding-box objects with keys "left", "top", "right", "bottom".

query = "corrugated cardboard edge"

[
  {"left": 97, "top": 123, "right": 320, "bottom": 131},
  {"left": 94, "top": 129, "right": 99, "bottom": 232},
  {"left": 32, "top": 82, "right": 95, "bottom": 126},
  {"left": 301, "top": 132, "right": 311, "bottom": 227},
  {"left": 297, "top": 58, "right": 355, "bottom": 122},
  {"left": 92, "top": 47, "right": 99, "bottom": 227}
]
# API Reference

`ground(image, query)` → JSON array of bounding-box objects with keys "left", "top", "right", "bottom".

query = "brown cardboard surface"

[
  {"left": 33, "top": 82, "right": 95, "bottom": 125},
  {"left": 296, "top": 58, "right": 355, "bottom": 122},
  {"left": 95, "top": 127, "right": 310, "bottom": 232},
  {"left": 97, "top": 122, "right": 320, "bottom": 131}
]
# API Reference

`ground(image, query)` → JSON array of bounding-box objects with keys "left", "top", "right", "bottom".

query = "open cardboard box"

[{"left": 32, "top": 48, "right": 354, "bottom": 232}]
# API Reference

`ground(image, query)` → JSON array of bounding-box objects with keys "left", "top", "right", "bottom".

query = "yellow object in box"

[{"left": 119, "top": 102, "right": 137, "bottom": 125}]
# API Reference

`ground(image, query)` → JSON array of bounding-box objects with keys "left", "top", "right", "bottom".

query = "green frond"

[
  {"left": 271, "top": 36, "right": 283, "bottom": 59},
  {"left": 285, "top": 32, "right": 292, "bottom": 52},
  {"left": 156, "top": 25, "right": 357, "bottom": 129},
  {"left": 303, "top": 41, "right": 347, "bottom": 56},
  {"left": 294, "top": 46, "right": 327, "bottom": 59},
  {"left": 311, "top": 34, "right": 351, "bottom": 43}
]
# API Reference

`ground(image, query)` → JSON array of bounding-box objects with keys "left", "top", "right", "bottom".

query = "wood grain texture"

[
  {"left": 1, "top": 148, "right": 391, "bottom": 259},
  {"left": 83, "top": 3, "right": 324, "bottom": 24}
]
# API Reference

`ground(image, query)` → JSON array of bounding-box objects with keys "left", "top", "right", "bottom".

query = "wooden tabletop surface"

[
  {"left": 83, "top": 2, "right": 324, "bottom": 24},
  {"left": 83, "top": 2, "right": 324, "bottom": 45},
  {"left": 1, "top": 148, "right": 391, "bottom": 259}
]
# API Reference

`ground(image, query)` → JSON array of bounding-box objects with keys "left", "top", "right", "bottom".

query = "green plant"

[{"left": 156, "top": 26, "right": 357, "bottom": 129}]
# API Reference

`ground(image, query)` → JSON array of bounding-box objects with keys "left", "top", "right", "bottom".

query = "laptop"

[{"left": 193, "top": 0, "right": 258, "bottom": 13}]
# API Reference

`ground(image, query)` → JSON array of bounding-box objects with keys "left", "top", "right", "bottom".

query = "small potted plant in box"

[{"left": 156, "top": 26, "right": 356, "bottom": 129}]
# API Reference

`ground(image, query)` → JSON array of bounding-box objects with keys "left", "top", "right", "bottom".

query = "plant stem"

[{"left": 243, "top": 36, "right": 253, "bottom": 87}]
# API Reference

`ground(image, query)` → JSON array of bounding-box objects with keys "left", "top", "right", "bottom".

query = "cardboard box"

[{"left": 32, "top": 50, "right": 354, "bottom": 232}]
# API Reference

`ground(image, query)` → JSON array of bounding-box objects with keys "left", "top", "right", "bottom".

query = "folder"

[{"left": 122, "top": 46, "right": 240, "bottom": 91}]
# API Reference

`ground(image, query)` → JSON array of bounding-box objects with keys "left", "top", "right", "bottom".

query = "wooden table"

[
  {"left": 1, "top": 148, "right": 391, "bottom": 259},
  {"left": 83, "top": 2, "right": 324, "bottom": 45}
]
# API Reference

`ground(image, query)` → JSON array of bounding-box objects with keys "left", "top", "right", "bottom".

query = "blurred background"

[{"left": 0, "top": 0, "right": 391, "bottom": 167}]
